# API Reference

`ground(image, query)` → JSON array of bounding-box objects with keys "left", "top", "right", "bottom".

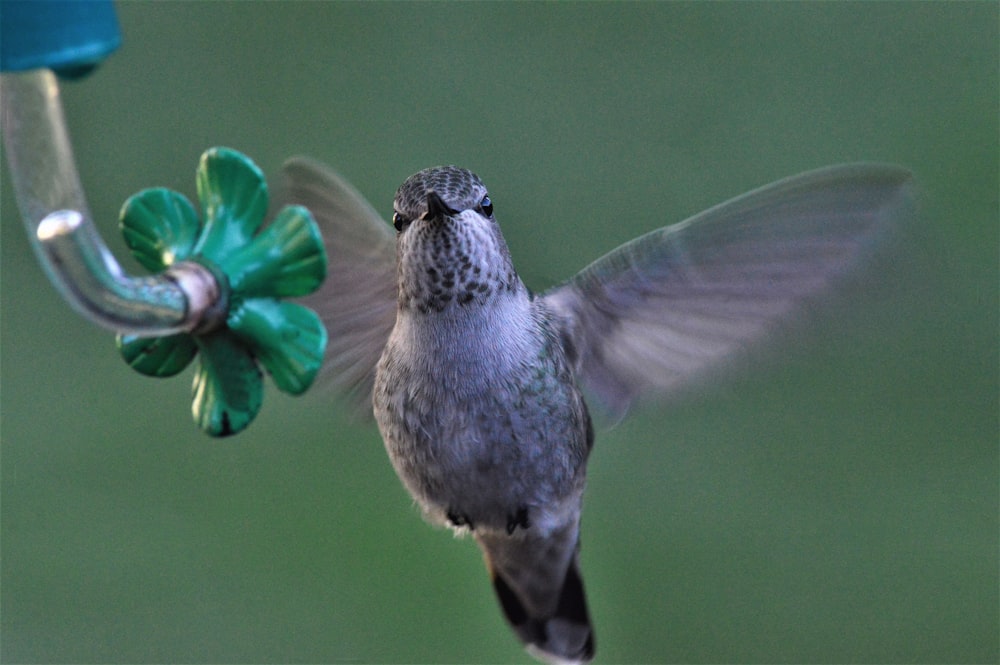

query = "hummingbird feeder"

[{"left": 1, "top": 0, "right": 328, "bottom": 435}]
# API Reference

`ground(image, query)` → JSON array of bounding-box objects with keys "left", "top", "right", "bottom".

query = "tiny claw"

[
  {"left": 506, "top": 506, "right": 531, "bottom": 534},
  {"left": 447, "top": 509, "right": 475, "bottom": 531}
]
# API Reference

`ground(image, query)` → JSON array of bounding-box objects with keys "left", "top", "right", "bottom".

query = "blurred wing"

[
  {"left": 542, "top": 163, "right": 914, "bottom": 418},
  {"left": 281, "top": 157, "right": 397, "bottom": 415}
]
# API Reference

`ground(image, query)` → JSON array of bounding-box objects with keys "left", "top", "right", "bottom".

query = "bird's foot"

[{"left": 506, "top": 506, "right": 531, "bottom": 534}]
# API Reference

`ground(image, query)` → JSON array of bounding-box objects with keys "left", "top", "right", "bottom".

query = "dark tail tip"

[{"left": 492, "top": 560, "right": 595, "bottom": 664}]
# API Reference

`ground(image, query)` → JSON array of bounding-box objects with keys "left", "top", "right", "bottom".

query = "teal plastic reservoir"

[{"left": 0, "top": 0, "right": 121, "bottom": 78}]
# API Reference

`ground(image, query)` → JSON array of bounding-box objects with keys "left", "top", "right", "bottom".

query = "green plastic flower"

[{"left": 116, "top": 147, "right": 328, "bottom": 436}]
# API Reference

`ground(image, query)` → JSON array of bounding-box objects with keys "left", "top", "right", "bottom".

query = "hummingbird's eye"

[
  {"left": 392, "top": 212, "right": 410, "bottom": 232},
  {"left": 480, "top": 195, "right": 493, "bottom": 217}
]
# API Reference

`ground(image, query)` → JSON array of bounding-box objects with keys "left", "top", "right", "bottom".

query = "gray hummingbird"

[{"left": 282, "top": 159, "right": 913, "bottom": 664}]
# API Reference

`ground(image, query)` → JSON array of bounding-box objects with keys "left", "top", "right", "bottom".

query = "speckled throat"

[{"left": 393, "top": 166, "right": 520, "bottom": 314}]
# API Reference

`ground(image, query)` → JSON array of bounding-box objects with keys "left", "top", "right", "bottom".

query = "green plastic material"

[{"left": 116, "top": 147, "right": 328, "bottom": 436}]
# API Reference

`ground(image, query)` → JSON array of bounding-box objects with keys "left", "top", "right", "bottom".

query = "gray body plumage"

[
  {"left": 282, "top": 158, "right": 914, "bottom": 664},
  {"left": 375, "top": 293, "right": 591, "bottom": 536}
]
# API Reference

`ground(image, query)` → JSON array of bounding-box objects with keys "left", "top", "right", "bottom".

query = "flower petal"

[
  {"left": 193, "top": 147, "right": 268, "bottom": 264},
  {"left": 117, "top": 332, "right": 198, "bottom": 377},
  {"left": 227, "top": 298, "right": 327, "bottom": 395},
  {"left": 119, "top": 188, "right": 200, "bottom": 271},
  {"left": 191, "top": 331, "right": 263, "bottom": 436},
  {"left": 222, "top": 204, "right": 328, "bottom": 299}
]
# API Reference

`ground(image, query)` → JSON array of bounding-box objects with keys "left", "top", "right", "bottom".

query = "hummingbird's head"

[{"left": 392, "top": 166, "right": 520, "bottom": 313}]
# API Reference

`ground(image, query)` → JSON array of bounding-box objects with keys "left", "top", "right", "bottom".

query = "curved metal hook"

[{"left": 1, "top": 69, "right": 217, "bottom": 336}]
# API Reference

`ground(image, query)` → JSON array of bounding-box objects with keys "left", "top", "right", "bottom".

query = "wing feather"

[
  {"left": 281, "top": 157, "right": 398, "bottom": 415},
  {"left": 542, "top": 163, "right": 914, "bottom": 417}
]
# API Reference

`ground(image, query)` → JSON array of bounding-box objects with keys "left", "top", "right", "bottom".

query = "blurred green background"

[{"left": 2, "top": 2, "right": 996, "bottom": 663}]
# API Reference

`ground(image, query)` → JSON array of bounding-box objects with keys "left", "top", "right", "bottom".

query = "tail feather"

[{"left": 477, "top": 525, "right": 594, "bottom": 664}]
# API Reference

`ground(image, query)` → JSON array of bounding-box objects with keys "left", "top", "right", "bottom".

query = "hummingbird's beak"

[{"left": 424, "top": 190, "right": 458, "bottom": 220}]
